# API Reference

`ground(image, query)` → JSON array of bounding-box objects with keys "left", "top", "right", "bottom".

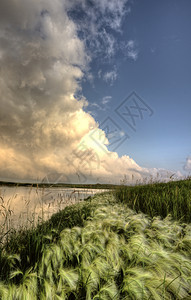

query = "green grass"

[
  {"left": 115, "top": 179, "right": 191, "bottom": 223},
  {"left": 0, "top": 197, "right": 102, "bottom": 282},
  {"left": 0, "top": 181, "right": 191, "bottom": 299}
]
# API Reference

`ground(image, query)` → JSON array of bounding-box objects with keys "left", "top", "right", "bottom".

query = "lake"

[{"left": 0, "top": 186, "right": 106, "bottom": 233}]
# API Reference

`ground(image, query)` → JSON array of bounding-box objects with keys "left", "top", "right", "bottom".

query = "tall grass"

[
  {"left": 0, "top": 199, "right": 101, "bottom": 283},
  {"left": 0, "top": 189, "right": 191, "bottom": 299},
  {"left": 115, "top": 179, "right": 191, "bottom": 222},
  {"left": 0, "top": 186, "right": 103, "bottom": 244}
]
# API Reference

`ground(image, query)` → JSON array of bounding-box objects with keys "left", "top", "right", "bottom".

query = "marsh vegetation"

[{"left": 0, "top": 180, "right": 191, "bottom": 299}]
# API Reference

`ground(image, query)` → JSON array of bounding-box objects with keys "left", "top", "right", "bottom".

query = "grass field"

[
  {"left": 115, "top": 179, "right": 191, "bottom": 223},
  {"left": 0, "top": 180, "right": 191, "bottom": 299}
]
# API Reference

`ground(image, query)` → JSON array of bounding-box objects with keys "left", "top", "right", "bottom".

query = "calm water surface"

[{"left": 0, "top": 186, "right": 106, "bottom": 231}]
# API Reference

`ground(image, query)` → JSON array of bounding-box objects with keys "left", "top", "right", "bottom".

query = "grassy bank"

[
  {"left": 115, "top": 179, "right": 191, "bottom": 223},
  {"left": 0, "top": 182, "right": 191, "bottom": 299}
]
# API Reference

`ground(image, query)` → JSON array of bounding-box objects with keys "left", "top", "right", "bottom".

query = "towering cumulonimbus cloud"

[{"left": 0, "top": 0, "right": 179, "bottom": 184}]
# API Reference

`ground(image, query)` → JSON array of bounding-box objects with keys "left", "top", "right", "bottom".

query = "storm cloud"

[{"left": 0, "top": 0, "right": 179, "bottom": 184}]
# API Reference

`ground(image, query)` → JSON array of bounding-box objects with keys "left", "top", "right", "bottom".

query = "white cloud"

[
  {"left": 102, "top": 29, "right": 116, "bottom": 58},
  {"left": 98, "top": 69, "right": 102, "bottom": 78},
  {"left": 89, "top": 102, "right": 103, "bottom": 111},
  {"left": 0, "top": 0, "right": 94, "bottom": 180},
  {"left": 126, "top": 40, "right": 135, "bottom": 48},
  {"left": 103, "top": 69, "right": 118, "bottom": 85},
  {"left": 121, "top": 39, "right": 139, "bottom": 61},
  {"left": 66, "top": 0, "right": 129, "bottom": 60},
  {"left": 127, "top": 50, "right": 139, "bottom": 61},
  {"left": 86, "top": 72, "right": 94, "bottom": 83},
  {"left": 184, "top": 156, "right": 191, "bottom": 171},
  {"left": 102, "top": 96, "right": 112, "bottom": 105}
]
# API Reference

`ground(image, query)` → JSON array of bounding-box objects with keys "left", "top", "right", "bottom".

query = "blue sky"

[
  {"left": 0, "top": 0, "right": 190, "bottom": 183},
  {"left": 81, "top": 0, "right": 191, "bottom": 174}
]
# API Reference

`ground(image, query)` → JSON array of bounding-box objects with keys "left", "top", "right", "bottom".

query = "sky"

[{"left": 0, "top": 0, "right": 191, "bottom": 184}]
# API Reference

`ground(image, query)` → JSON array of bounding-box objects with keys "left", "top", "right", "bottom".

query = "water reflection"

[{"left": 0, "top": 186, "right": 106, "bottom": 232}]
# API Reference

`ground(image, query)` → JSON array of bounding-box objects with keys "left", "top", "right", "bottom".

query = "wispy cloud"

[
  {"left": 102, "top": 96, "right": 112, "bottom": 105},
  {"left": 184, "top": 156, "right": 191, "bottom": 171},
  {"left": 94, "top": 0, "right": 129, "bottom": 30},
  {"left": 67, "top": 0, "right": 130, "bottom": 61},
  {"left": 90, "top": 102, "right": 103, "bottom": 110},
  {"left": 127, "top": 50, "right": 139, "bottom": 61},
  {"left": 121, "top": 40, "right": 139, "bottom": 61},
  {"left": 103, "top": 69, "right": 118, "bottom": 85}
]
